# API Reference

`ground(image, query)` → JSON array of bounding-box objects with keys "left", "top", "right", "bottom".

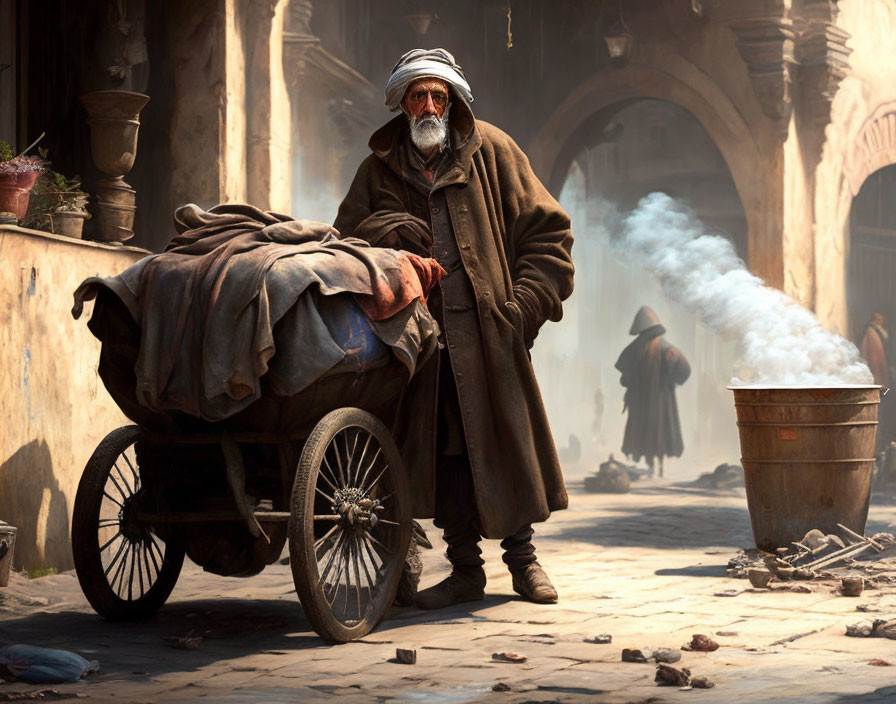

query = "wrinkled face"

[{"left": 401, "top": 78, "right": 450, "bottom": 120}]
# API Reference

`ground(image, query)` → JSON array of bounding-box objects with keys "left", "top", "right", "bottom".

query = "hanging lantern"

[{"left": 603, "top": 29, "right": 633, "bottom": 66}]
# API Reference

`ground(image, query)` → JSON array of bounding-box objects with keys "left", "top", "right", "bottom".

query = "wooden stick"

[
  {"left": 803, "top": 543, "right": 872, "bottom": 570},
  {"left": 837, "top": 523, "right": 884, "bottom": 551}
]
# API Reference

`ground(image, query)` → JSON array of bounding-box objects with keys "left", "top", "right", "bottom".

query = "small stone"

[
  {"left": 691, "top": 676, "right": 715, "bottom": 688},
  {"left": 492, "top": 682, "right": 512, "bottom": 692},
  {"left": 713, "top": 589, "right": 740, "bottom": 597},
  {"left": 492, "top": 652, "right": 527, "bottom": 663},
  {"left": 869, "top": 659, "right": 892, "bottom": 667},
  {"left": 788, "top": 584, "right": 813, "bottom": 594},
  {"left": 655, "top": 664, "right": 691, "bottom": 686},
  {"left": 747, "top": 568, "right": 772, "bottom": 588},
  {"left": 840, "top": 577, "right": 864, "bottom": 597},
  {"left": 395, "top": 648, "right": 416, "bottom": 664},
  {"left": 622, "top": 648, "right": 649, "bottom": 663},
  {"left": 682, "top": 634, "right": 719, "bottom": 652},
  {"left": 653, "top": 649, "right": 682, "bottom": 664},
  {"left": 584, "top": 634, "right": 612, "bottom": 644},
  {"left": 716, "top": 631, "right": 738, "bottom": 637}
]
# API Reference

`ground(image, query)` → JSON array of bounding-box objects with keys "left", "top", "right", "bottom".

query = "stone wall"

[{"left": 0, "top": 226, "right": 146, "bottom": 571}]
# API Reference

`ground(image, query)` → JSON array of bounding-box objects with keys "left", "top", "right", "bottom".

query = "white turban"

[{"left": 384, "top": 48, "right": 473, "bottom": 112}]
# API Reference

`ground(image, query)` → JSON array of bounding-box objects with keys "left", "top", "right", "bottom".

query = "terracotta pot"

[
  {"left": 50, "top": 211, "right": 89, "bottom": 239},
  {"left": 80, "top": 91, "right": 150, "bottom": 176},
  {"left": 0, "top": 171, "right": 40, "bottom": 220}
]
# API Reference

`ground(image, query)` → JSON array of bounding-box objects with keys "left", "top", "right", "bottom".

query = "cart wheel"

[
  {"left": 72, "top": 425, "right": 185, "bottom": 621},
  {"left": 289, "top": 408, "right": 411, "bottom": 642}
]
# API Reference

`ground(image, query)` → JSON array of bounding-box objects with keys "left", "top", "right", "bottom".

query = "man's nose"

[{"left": 423, "top": 92, "right": 438, "bottom": 115}]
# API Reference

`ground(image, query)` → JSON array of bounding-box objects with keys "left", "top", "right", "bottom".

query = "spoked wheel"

[
  {"left": 290, "top": 408, "right": 411, "bottom": 642},
  {"left": 72, "top": 425, "right": 185, "bottom": 621}
]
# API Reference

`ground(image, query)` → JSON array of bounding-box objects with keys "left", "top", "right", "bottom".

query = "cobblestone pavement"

[{"left": 3, "top": 481, "right": 896, "bottom": 703}]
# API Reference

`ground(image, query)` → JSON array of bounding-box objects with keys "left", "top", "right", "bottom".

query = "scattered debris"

[
  {"left": 492, "top": 652, "right": 527, "bottom": 663},
  {"left": 0, "top": 690, "right": 85, "bottom": 701},
  {"left": 621, "top": 648, "right": 649, "bottom": 663},
  {"left": 840, "top": 576, "right": 864, "bottom": 596},
  {"left": 163, "top": 630, "right": 203, "bottom": 650},
  {"left": 747, "top": 568, "right": 772, "bottom": 588},
  {"left": 728, "top": 527, "right": 896, "bottom": 584},
  {"left": 584, "top": 634, "right": 612, "bottom": 644},
  {"left": 716, "top": 631, "right": 738, "bottom": 637},
  {"left": 655, "top": 664, "right": 690, "bottom": 687},
  {"left": 692, "top": 463, "right": 744, "bottom": 489},
  {"left": 691, "top": 675, "right": 715, "bottom": 688},
  {"left": 395, "top": 648, "right": 416, "bottom": 665},
  {"left": 492, "top": 681, "right": 512, "bottom": 692},
  {"left": 682, "top": 634, "right": 719, "bottom": 652},
  {"left": 713, "top": 590, "right": 741, "bottom": 597},
  {"left": 869, "top": 659, "right": 893, "bottom": 667},
  {"left": 845, "top": 619, "right": 896, "bottom": 639},
  {"left": 584, "top": 456, "right": 632, "bottom": 494}
]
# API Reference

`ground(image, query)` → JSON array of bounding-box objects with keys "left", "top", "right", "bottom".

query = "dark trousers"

[{"left": 433, "top": 350, "right": 537, "bottom": 575}]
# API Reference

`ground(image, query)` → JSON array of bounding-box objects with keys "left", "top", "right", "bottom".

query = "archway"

[
  {"left": 848, "top": 164, "right": 896, "bottom": 354},
  {"left": 531, "top": 98, "right": 745, "bottom": 479}
]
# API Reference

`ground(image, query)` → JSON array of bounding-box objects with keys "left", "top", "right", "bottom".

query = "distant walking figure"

[{"left": 615, "top": 306, "right": 691, "bottom": 478}]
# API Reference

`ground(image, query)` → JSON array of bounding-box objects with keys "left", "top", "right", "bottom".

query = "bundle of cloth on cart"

[{"left": 72, "top": 203, "right": 443, "bottom": 422}]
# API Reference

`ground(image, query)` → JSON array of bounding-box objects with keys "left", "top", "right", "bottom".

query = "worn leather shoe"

[
  {"left": 414, "top": 569, "right": 486, "bottom": 610},
  {"left": 511, "top": 562, "right": 558, "bottom": 604}
]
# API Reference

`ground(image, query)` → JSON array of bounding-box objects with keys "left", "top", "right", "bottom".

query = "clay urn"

[{"left": 79, "top": 90, "right": 150, "bottom": 176}]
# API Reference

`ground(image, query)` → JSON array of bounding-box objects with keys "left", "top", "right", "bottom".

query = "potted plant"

[
  {"left": 0, "top": 139, "right": 47, "bottom": 222},
  {"left": 36, "top": 172, "right": 91, "bottom": 239}
]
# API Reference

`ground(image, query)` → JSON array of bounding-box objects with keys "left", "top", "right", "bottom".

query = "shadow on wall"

[{"left": 0, "top": 440, "right": 71, "bottom": 571}]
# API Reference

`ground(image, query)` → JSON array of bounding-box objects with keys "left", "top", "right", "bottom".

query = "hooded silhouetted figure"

[{"left": 615, "top": 306, "right": 691, "bottom": 477}]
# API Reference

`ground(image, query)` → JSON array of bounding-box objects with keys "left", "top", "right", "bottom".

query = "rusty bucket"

[{"left": 730, "top": 385, "right": 880, "bottom": 552}]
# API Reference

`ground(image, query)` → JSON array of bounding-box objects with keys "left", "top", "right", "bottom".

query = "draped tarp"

[{"left": 73, "top": 203, "right": 441, "bottom": 422}]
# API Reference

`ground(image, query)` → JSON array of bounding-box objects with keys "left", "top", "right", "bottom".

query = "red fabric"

[{"left": 354, "top": 252, "right": 445, "bottom": 321}]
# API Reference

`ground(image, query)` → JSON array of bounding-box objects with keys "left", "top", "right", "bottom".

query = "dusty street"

[{"left": 3, "top": 480, "right": 896, "bottom": 704}]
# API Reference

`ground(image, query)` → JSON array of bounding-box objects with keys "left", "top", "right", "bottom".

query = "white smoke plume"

[{"left": 609, "top": 192, "right": 873, "bottom": 386}]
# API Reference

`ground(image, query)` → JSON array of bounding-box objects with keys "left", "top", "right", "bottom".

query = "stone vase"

[
  {"left": 80, "top": 90, "right": 150, "bottom": 242},
  {"left": 0, "top": 171, "right": 40, "bottom": 221}
]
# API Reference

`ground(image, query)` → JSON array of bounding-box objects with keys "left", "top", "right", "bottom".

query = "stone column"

[{"left": 246, "top": 0, "right": 293, "bottom": 212}]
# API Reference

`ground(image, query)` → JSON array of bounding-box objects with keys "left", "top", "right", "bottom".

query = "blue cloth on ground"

[{"left": 0, "top": 644, "right": 99, "bottom": 683}]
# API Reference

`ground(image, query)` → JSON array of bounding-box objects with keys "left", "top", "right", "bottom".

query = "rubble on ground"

[
  {"left": 584, "top": 455, "right": 650, "bottom": 494},
  {"left": 683, "top": 634, "right": 719, "bottom": 652},
  {"left": 845, "top": 618, "right": 896, "bottom": 639},
  {"left": 691, "top": 463, "right": 744, "bottom": 489},
  {"left": 727, "top": 527, "right": 896, "bottom": 588},
  {"left": 655, "top": 664, "right": 690, "bottom": 686}
]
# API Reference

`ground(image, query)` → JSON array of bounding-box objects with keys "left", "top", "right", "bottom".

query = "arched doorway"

[
  {"left": 848, "top": 164, "right": 896, "bottom": 345},
  {"left": 531, "top": 99, "right": 745, "bottom": 478}
]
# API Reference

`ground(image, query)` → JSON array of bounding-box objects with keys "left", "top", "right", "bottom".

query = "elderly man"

[{"left": 334, "top": 49, "right": 574, "bottom": 609}]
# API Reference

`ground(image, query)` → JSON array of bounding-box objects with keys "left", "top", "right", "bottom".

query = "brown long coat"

[{"left": 334, "top": 109, "right": 574, "bottom": 538}]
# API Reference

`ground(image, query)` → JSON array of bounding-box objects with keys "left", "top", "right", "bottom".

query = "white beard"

[{"left": 409, "top": 107, "right": 450, "bottom": 153}]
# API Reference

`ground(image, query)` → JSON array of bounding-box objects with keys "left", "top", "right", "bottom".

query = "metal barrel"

[{"left": 730, "top": 385, "right": 880, "bottom": 552}]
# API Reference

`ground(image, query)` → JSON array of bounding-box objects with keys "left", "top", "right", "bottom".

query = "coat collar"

[{"left": 369, "top": 99, "right": 481, "bottom": 188}]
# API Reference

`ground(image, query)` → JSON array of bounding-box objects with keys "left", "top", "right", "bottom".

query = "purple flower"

[{"left": 0, "top": 155, "right": 48, "bottom": 177}]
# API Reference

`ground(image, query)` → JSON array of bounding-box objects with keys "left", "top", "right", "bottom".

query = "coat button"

[
  {"left": 431, "top": 206, "right": 440, "bottom": 214},
  {"left": 461, "top": 243, "right": 470, "bottom": 250}
]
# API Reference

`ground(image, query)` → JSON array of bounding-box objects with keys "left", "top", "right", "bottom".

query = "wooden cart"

[{"left": 71, "top": 364, "right": 413, "bottom": 643}]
